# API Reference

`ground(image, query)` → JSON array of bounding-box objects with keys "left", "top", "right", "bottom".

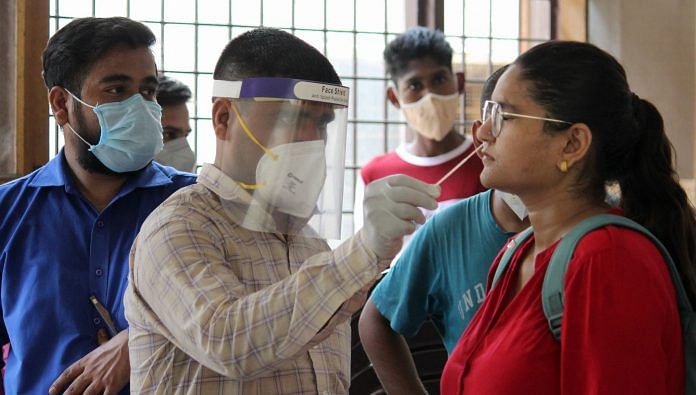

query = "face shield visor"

[{"left": 212, "top": 77, "right": 349, "bottom": 239}]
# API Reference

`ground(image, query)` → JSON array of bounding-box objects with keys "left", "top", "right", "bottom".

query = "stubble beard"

[{"left": 72, "top": 103, "right": 119, "bottom": 176}]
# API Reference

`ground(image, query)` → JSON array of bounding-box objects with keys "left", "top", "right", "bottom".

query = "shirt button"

[
  {"left": 96, "top": 220, "right": 104, "bottom": 228},
  {"left": 95, "top": 268, "right": 103, "bottom": 277},
  {"left": 93, "top": 317, "right": 101, "bottom": 325}
]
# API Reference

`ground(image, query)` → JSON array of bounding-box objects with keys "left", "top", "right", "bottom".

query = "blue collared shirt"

[{"left": 0, "top": 151, "right": 196, "bottom": 394}]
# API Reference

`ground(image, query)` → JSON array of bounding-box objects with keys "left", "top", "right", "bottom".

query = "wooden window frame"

[{"left": 1, "top": 0, "right": 48, "bottom": 183}]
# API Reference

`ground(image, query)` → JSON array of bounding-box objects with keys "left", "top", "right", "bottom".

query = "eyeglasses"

[{"left": 482, "top": 100, "right": 572, "bottom": 137}]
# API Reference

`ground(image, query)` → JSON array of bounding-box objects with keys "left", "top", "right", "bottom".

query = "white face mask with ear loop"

[{"left": 155, "top": 137, "right": 196, "bottom": 172}]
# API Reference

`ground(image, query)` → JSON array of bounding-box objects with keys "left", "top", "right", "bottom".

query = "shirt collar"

[
  {"left": 28, "top": 150, "right": 176, "bottom": 192},
  {"left": 28, "top": 150, "right": 71, "bottom": 188},
  {"left": 198, "top": 163, "right": 315, "bottom": 238},
  {"left": 197, "top": 164, "right": 276, "bottom": 232},
  {"left": 197, "top": 163, "right": 253, "bottom": 204},
  {"left": 127, "top": 161, "right": 178, "bottom": 189}
]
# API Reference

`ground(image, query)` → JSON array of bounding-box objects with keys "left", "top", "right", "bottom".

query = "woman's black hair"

[{"left": 515, "top": 41, "right": 696, "bottom": 303}]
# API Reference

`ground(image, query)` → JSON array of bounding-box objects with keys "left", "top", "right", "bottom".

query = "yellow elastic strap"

[
  {"left": 238, "top": 181, "right": 264, "bottom": 190},
  {"left": 229, "top": 101, "right": 279, "bottom": 161}
]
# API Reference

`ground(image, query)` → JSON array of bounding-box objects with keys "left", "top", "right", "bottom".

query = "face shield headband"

[{"left": 212, "top": 77, "right": 349, "bottom": 107}]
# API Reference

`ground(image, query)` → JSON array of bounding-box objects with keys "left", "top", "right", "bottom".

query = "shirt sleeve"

[
  {"left": 129, "top": 208, "right": 388, "bottom": 380},
  {"left": 560, "top": 232, "right": 684, "bottom": 395},
  {"left": 370, "top": 215, "right": 440, "bottom": 337}
]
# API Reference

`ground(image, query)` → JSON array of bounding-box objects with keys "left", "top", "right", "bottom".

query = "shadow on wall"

[
  {"left": 0, "top": 0, "right": 16, "bottom": 176},
  {"left": 0, "top": 130, "right": 15, "bottom": 176}
]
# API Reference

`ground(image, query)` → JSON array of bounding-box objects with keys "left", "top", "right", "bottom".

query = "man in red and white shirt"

[{"left": 354, "top": 27, "right": 484, "bottom": 252}]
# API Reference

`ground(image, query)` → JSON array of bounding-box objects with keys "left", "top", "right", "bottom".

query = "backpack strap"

[
  {"left": 542, "top": 213, "right": 694, "bottom": 341},
  {"left": 491, "top": 227, "right": 534, "bottom": 290}
]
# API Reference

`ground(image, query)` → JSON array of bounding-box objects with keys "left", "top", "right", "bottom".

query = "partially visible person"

[
  {"left": 124, "top": 28, "right": 440, "bottom": 394},
  {"left": 154, "top": 74, "right": 196, "bottom": 172},
  {"left": 441, "top": 41, "right": 695, "bottom": 394},
  {"left": 354, "top": 27, "right": 484, "bottom": 252},
  {"left": 358, "top": 65, "right": 530, "bottom": 395},
  {"left": 0, "top": 345, "right": 5, "bottom": 394},
  {"left": 0, "top": 17, "right": 196, "bottom": 394}
]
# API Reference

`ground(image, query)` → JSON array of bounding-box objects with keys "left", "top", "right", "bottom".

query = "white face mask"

[
  {"left": 399, "top": 92, "right": 459, "bottom": 141},
  {"left": 497, "top": 190, "right": 528, "bottom": 220},
  {"left": 155, "top": 137, "right": 196, "bottom": 172},
  {"left": 254, "top": 140, "right": 327, "bottom": 218}
]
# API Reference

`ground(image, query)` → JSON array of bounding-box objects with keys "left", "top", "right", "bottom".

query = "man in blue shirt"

[
  {"left": 0, "top": 17, "right": 195, "bottom": 394},
  {"left": 358, "top": 65, "right": 530, "bottom": 394}
]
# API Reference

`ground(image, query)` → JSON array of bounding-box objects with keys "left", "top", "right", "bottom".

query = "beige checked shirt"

[{"left": 124, "top": 164, "right": 388, "bottom": 394}]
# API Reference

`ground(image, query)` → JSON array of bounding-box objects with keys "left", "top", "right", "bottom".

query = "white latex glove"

[{"left": 361, "top": 174, "right": 440, "bottom": 260}]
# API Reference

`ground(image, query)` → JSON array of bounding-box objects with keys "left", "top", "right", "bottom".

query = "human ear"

[
  {"left": 386, "top": 86, "right": 401, "bottom": 109},
  {"left": 49, "top": 87, "right": 70, "bottom": 126},
  {"left": 560, "top": 123, "right": 593, "bottom": 170},
  {"left": 212, "top": 99, "right": 231, "bottom": 140},
  {"left": 471, "top": 120, "right": 485, "bottom": 159}
]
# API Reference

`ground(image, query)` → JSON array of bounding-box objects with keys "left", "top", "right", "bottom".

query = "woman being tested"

[{"left": 441, "top": 41, "right": 695, "bottom": 394}]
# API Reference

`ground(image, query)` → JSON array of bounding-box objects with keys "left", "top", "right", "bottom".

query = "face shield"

[{"left": 212, "top": 77, "right": 349, "bottom": 239}]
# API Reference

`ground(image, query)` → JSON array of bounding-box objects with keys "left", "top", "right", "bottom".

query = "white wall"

[{"left": 588, "top": 0, "right": 695, "bottom": 181}]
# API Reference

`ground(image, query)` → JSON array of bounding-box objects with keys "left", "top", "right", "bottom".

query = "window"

[
  {"left": 48, "top": 0, "right": 554, "bottom": 238},
  {"left": 444, "top": 0, "right": 552, "bottom": 124}
]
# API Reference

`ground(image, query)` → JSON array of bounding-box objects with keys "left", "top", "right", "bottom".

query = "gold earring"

[{"left": 559, "top": 160, "right": 569, "bottom": 173}]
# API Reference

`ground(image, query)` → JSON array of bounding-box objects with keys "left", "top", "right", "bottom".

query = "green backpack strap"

[
  {"left": 543, "top": 213, "right": 693, "bottom": 340},
  {"left": 491, "top": 227, "right": 534, "bottom": 290},
  {"left": 544, "top": 214, "right": 696, "bottom": 393}
]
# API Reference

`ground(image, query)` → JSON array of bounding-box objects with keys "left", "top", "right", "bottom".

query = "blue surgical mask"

[{"left": 64, "top": 91, "right": 164, "bottom": 173}]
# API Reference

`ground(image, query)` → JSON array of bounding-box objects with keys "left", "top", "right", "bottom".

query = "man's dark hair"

[
  {"left": 42, "top": 17, "right": 156, "bottom": 94},
  {"left": 383, "top": 27, "right": 453, "bottom": 82},
  {"left": 156, "top": 75, "right": 192, "bottom": 107},
  {"left": 213, "top": 28, "right": 340, "bottom": 84}
]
